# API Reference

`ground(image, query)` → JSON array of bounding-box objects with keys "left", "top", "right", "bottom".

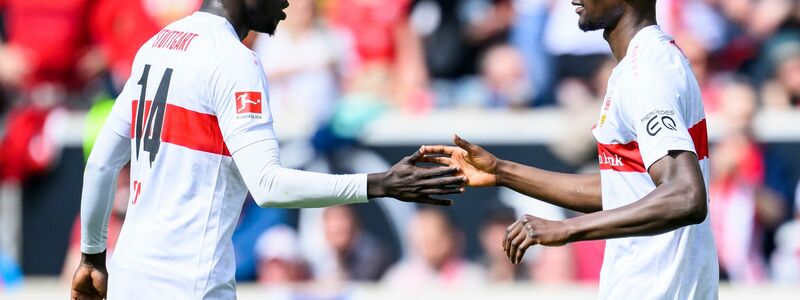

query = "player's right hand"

[
  {"left": 71, "top": 252, "right": 108, "bottom": 300},
  {"left": 420, "top": 135, "right": 499, "bottom": 187},
  {"left": 368, "top": 149, "right": 467, "bottom": 206}
]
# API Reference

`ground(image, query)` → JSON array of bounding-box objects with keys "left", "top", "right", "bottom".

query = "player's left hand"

[
  {"left": 71, "top": 252, "right": 108, "bottom": 300},
  {"left": 503, "top": 215, "right": 571, "bottom": 264}
]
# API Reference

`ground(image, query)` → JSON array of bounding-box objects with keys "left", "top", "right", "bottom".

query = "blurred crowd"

[{"left": 0, "top": 0, "right": 799, "bottom": 291}]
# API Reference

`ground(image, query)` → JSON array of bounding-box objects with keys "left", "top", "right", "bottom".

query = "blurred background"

[{"left": 0, "top": 0, "right": 799, "bottom": 299}]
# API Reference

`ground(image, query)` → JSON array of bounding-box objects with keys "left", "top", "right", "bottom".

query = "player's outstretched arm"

[
  {"left": 72, "top": 251, "right": 108, "bottom": 300},
  {"left": 502, "top": 151, "right": 707, "bottom": 264},
  {"left": 421, "top": 135, "right": 602, "bottom": 213},
  {"left": 233, "top": 139, "right": 465, "bottom": 208}
]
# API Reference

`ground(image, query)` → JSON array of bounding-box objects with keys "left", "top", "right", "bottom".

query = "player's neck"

[
  {"left": 603, "top": 11, "right": 657, "bottom": 62},
  {"left": 200, "top": 0, "right": 250, "bottom": 40}
]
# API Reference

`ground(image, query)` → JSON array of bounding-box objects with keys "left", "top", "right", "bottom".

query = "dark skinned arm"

[
  {"left": 503, "top": 150, "right": 707, "bottom": 264},
  {"left": 563, "top": 150, "right": 707, "bottom": 240},
  {"left": 420, "top": 135, "right": 602, "bottom": 213},
  {"left": 496, "top": 161, "right": 602, "bottom": 213}
]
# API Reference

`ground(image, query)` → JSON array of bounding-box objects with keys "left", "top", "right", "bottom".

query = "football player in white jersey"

[
  {"left": 422, "top": 0, "right": 718, "bottom": 299},
  {"left": 71, "top": 0, "right": 467, "bottom": 299}
]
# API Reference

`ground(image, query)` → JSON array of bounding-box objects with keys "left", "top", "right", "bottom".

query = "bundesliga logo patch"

[{"left": 235, "top": 91, "right": 263, "bottom": 119}]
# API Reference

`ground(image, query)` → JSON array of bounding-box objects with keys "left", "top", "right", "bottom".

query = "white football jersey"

[
  {"left": 102, "top": 12, "right": 275, "bottom": 299},
  {"left": 591, "top": 26, "right": 718, "bottom": 299}
]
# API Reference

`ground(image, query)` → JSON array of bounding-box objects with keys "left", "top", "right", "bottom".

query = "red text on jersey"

[
  {"left": 132, "top": 181, "right": 142, "bottom": 205},
  {"left": 152, "top": 29, "right": 200, "bottom": 52}
]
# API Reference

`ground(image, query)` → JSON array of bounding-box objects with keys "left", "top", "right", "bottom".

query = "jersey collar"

[
  {"left": 618, "top": 25, "right": 661, "bottom": 66},
  {"left": 191, "top": 11, "right": 240, "bottom": 40}
]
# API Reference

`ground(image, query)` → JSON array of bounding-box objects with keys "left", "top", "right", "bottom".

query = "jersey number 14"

[{"left": 135, "top": 64, "right": 173, "bottom": 166}]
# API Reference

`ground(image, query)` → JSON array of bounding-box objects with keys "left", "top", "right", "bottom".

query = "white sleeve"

[
  {"left": 80, "top": 124, "right": 131, "bottom": 254},
  {"left": 211, "top": 48, "right": 368, "bottom": 208},
  {"left": 209, "top": 49, "right": 275, "bottom": 153},
  {"left": 621, "top": 59, "right": 697, "bottom": 170},
  {"left": 105, "top": 77, "right": 135, "bottom": 139},
  {"left": 232, "top": 139, "right": 368, "bottom": 208}
]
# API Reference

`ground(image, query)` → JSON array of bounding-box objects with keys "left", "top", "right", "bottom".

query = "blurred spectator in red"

[
  {"left": 90, "top": 0, "right": 200, "bottom": 88},
  {"left": 253, "top": 0, "right": 348, "bottom": 128},
  {"left": 0, "top": 106, "right": 61, "bottom": 183},
  {"left": 770, "top": 182, "right": 800, "bottom": 283},
  {"left": 61, "top": 164, "right": 129, "bottom": 281},
  {"left": 0, "top": 0, "right": 199, "bottom": 183},
  {"left": 709, "top": 79, "right": 786, "bottom": 282},
  {"left": 0, "top": 0, "right": 103, "bottom": 185},
  {"left": 709, "top": 132, "right": 784, "bottom": 282},
  {"left": 310, "top": 205, "right": 390, "bottom": 282},
  {"left": 0, "top": 0, "right": 102, "bottom": 95},
  {"left": 477, "top": 206, "right": 524, "bottom": 282},
  {"left": 382, "top": 208, "right": 484, "bottom": 289},
  {"left": 327, "top": 0, "right": 428, "bottom": 111},
  {"left": 255, "top": 225, "right": 311, "bottom": 285}
]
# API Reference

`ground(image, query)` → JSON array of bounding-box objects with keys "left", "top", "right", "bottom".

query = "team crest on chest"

[{"left": 598, "top": 96, "right": 613, "bottom": 127}]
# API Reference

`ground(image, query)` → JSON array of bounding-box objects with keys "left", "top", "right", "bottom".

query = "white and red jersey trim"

[
  {"left": 597, "top": 119, "right": 708, "bottom": 173},
  {"left": 591, "top": 26, "right": 718, "bottom": 300}
]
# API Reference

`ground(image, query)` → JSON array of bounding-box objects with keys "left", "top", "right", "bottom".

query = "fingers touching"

[
  {"left": 420, "top": 144, "right": 458, "bottom": 155},
  {"left": 405, "top": 150, "right": 424, "bottom": 164},
  {"left": 416, "top": 156, "right": 455, "bottom": 167},
  {"left": 390, "top": 139, "right": 483, "bottom": 206},
  {"left": 418, "top": 166, "right": 461, "bottom": 178}
]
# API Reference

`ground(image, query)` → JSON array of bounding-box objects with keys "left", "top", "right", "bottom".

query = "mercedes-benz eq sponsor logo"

[{"left": 646, "top": 115, "right": 677, "bottom": 136}]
